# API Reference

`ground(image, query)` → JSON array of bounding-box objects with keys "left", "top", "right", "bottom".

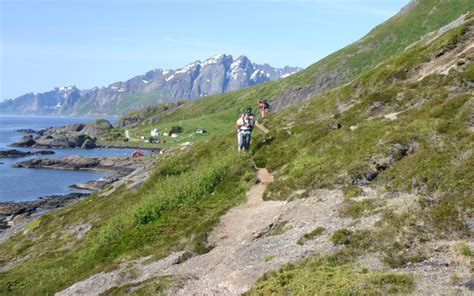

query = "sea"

[{"left": 0, "top": 115, "right": 136, "bottom": 202}]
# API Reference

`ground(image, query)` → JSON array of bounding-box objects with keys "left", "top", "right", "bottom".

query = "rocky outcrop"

[
  {"left": 351, "top": 143, "right": 418, "bottom": 185},
  {"left": 0, "top": 149, "right": 54, "bottom": 158},
  {"left": 16, "top": 129, "right": 39, "bottom": 134},
  {"left": 71, "top": 175, "right": 121, "bottom": 191},
  {"left": 12, "top": 155, "right": 145, "bottom": 174},
  {"left": 10, "top": 120, "right": 112, "bottom": 149},
  {"left": 80, "top": 139, "right": 96, "bottom": 149},
  {"left": 0, "top": 193, "right": 88, "bottom": 230}
]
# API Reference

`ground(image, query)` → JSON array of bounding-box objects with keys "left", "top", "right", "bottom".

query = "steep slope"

[
  {"left": 247, "top": 13, "right": 474, "bottom": 294},
  {"left": 106, "top": 0, "right": 473, "bottom": 148},
  {"left": 0, "top": 54, "right": 300, "bottom": 116},
  {"left": 272, "top": 0, "right": 474, "bottom": 110},
  {"left": 0, "top": 2, "right": 473, "bottom": 295}
]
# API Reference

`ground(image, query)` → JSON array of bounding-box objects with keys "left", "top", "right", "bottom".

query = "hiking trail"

[
  {"left": 255, "top": 121, "right": 270, "bottom": 134},
  {"left": 58, "top": 168, "right": 351, "bottom": 296}
]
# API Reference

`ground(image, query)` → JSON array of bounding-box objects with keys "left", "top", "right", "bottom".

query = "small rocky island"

[
  {"left": 12, "top": 155, "right": 143, "bottom": 174},
  {"left": 10, "top": 119, "right": 113, "bottom": 149},
  {"left": 0, "top": 149, "right": 55, "bottom": 158}
]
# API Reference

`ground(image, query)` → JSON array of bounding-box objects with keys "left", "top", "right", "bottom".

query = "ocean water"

[{"left": 0, "top": 115, "right": 137, "bottom": 202}]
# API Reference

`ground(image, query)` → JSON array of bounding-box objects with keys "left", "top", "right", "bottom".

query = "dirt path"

[
  {"left": 255, "top": 122, "right": 270, "bottom": 134},
  {"left": 58, "top": 170, "right": 348, "bottom": 296},
  {"left": 163, "top": 168, "right": 287, "bottom": 295},
  {"left": 57, "top": 170, "right": 474, "bottom": 295}
]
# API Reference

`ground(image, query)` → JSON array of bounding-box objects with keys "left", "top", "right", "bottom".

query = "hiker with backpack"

[
  {"left": 258, "top": 99, "right": 270, "bottom": 118},
  {"left": 235, "top": 108, "right": 255, "bottom": 151}
]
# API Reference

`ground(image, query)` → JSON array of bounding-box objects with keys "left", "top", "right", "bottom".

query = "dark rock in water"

[
  {"left": 0, "top": 149, "right": 55, "bottom": 158},
  {"left": 10, "top": 135, "right": 36, "bottom": 147},
  {"left": 16, "top": 128, "right": 39, "bottom": 134},
  {"left": 81, "top": 138, "right": 97, "bottom": 149},
  {"left": 329, "top": 123, "right": 343, "bottom": 130},
  {"left": 0, "top": 193, "right": 89, "bottom": 229},
  {"left": 34, "top": 150, "right": 55, "bottom": 156},
  {"left": 12, "top": 155, "right": 142, "bottom": 174},
  {"left": 9, "top": 121, "right": 108, "bottom": 149},
  {"left": 71, "top": 175, "right": 120, "bottom": 191}
]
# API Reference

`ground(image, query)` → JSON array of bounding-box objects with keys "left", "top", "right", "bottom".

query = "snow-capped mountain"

[{"left": 0, "top": 54, "right": 301, "bottom": 116}]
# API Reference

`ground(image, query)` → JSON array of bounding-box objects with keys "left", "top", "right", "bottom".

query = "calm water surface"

[{"left": 0, "top": 115, "right": 136, "bottom": 202}]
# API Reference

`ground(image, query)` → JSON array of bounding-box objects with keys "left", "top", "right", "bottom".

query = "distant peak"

[
  {"left": 210, "top": 53, "right": 228, "bottom": 60},
  {"left": 397, "top": 0, "right": 417, "bottom": 16},
  {"left": 57, "top": 85, "right": 77, "bottom": 92}
]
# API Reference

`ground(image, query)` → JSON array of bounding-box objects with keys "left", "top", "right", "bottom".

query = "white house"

[
  {"left": 151, "top": 129, "right": 161, "bottom": 137},
  {"left": 170, "top": 133, "right": 178, "bottom": 138}
]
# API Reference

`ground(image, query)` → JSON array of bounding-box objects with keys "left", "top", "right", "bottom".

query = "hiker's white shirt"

[{"left": 236, "top": 116, "right": 254, "bottom": 132}]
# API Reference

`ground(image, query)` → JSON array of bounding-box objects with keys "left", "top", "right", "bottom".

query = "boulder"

[
  {"left": 82, "top": 120, "right": 113, "bottom": 137},
  {"left": 329, "top": 123, "right": 343, "bottom": 130},
  {"left": 10, "top": 135, "right": 35, "bottom": 147},
  {"left": 81, "top": 139, "right": 97, "bottom": 149}
]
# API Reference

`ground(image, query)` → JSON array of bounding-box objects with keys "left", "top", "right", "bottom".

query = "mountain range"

[
  {"left": 2, "top": 0, "right": 474, "bottom": 295},
  {"left": 0, "top": 54, "right": 300, "bottom": 116}
]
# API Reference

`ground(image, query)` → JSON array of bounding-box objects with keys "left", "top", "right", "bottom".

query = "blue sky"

[{"left": 0, "top": 0, "right": 408, "bottom": 100}]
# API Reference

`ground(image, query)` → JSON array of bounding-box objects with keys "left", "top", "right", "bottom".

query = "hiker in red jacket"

[
  {"left": 258, "top": 99, "right": 270, "bottom": 118},
  {"left": 236, "top": 108, "right": 255, "bottom": 151}
]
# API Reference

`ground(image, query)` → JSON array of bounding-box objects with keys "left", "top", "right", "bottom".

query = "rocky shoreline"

[
  {"left": 1, "top": 120, "right": 155, "bottom": 240},
  {"left": 0, "top": 149, "right": 55, "bottom": 158},
  {"left": 12, "top": 155, "right": 145, "bottom": 174},
  {"left": 0, "top": 192, "right": 89, "bottom": 241},
  {"left": 1, "top": 155, "right": 149, "bottom": 238},
  {"left": 9, "top": 120, "right": 113, "bottom": 149}
]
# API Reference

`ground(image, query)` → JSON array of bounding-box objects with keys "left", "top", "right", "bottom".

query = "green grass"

[
  {"left": 267, "top": 220, "right": 290, "bottom": 236},
  {"left": 283, "top": 0, "right": 474, "bottom": 88},
  {"left": 342, "top": 199, "right": 379, "bottom": 219},
  {"left": 100, "top": 276, "right": 173, "bottom": 296},
  {"left": 246, "top": 255, "right": 414, "bottom": 295},
  {"left": 456, "top": 243, "right": 472, "bottom": 257},
  {"left": 331, "top": 229, "right": 354, "bottom": 245},
  {"left": 1, "top": 3, "right": 472, "bottom": 295},
  {"left": 0, "top": 135, "right": 255, "bottom": 295},
  {"left": 297, "top": 227, "right": 325, "bottom": 245}
]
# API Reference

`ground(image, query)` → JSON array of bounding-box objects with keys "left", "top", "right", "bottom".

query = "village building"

[
  {"left": 151, "top": 129, "right": 161, "bottom": 137},
  {"left": 132, "top": 150, "right": 145, "bottom": 158}
]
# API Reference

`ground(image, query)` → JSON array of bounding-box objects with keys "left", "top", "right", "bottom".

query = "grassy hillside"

[
  {"left": 104, "top": 0, "right": 473, "bottom": 150},
  {"left": 283, "top": 0, "right": 474, "bottom": 87},
  {"left": 0, "top": 136, "right": 256, "bottom": 294},
  {"left": 247, "top": 12, "right": 474, "bottom": 294},
  {"left": 1, "top": 1, "right": 473, "bottom": 295}
]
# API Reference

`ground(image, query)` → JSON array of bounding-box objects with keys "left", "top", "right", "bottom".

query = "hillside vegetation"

[
  {"left": 107, "top": 0, "right": 473, "bottom": 150},
  {"left": 1, "top": 1, "right": 473, "bottom": 295}
]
